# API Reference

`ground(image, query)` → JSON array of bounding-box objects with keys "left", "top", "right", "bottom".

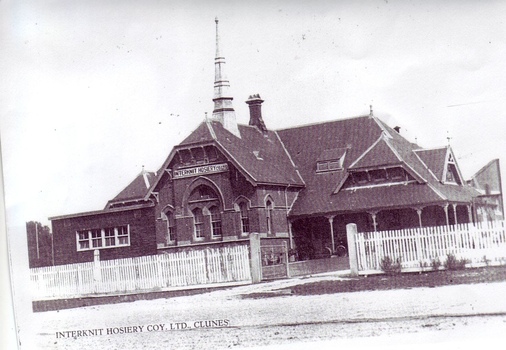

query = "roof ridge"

[
  {"left": 206, "top": 120, "right": 217, "bottom": 139},
  {"left": 275, "top": 114, "right": 370, "bottom": 132},
  {"left": 414, "top": 146, "right": 448, "bottom": 152}
]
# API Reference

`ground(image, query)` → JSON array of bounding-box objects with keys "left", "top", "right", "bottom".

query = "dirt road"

[{"left": 27, "top": 277, "right": 506, "bottom": 349}]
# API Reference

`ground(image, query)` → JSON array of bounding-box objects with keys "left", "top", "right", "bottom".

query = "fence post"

[
  {"left": 346, "top": 223, "right": 359, "bottom": 276},
  {"left": 284, "top": 240, "right": 290, "bottom": 278},
  {"left": 93, "top": 249, "right": 102, "bottom": 292},
  {"left": 249, "top": 233, "right": 262, "bottom": 283}
]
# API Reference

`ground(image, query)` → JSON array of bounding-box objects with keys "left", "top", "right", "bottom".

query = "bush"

[
  {"left": 445, "top": 253, "right": 468, "bottom": 270},
  {"left": 431, "top": 258, "right": 441, "bottom": 271},
  {"left": 380, "top": 256, "right": 402, "bottom": 275}
]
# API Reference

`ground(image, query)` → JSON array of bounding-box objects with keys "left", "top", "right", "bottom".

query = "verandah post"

[
  {"left": 346, "top": 223, "right": 359, "bottom": 276},
  {"left": 249, "top": 233, "right": 262, "bottom": 283}
]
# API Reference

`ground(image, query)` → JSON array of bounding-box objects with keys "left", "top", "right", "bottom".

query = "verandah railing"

[
  {"left": 354, "top": 221, "right": 506, "bottom": 274},
  {"left": 30, "top": 244, "right": 251, "bottom": 300}
]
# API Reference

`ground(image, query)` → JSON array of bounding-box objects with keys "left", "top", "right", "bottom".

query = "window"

[
  {"left": 209, "top": 206, "right": 222, "bottom": 238},
  {"left": 239, "top": 202, "right": 250, "bottom": 235},
  {"left": 104, "top": 227, "right": 115, "bottom": 247},
  {"left": 266, "top": 200, "right": 274, "bottom": 235},
  {"left": 78, "top": 231, "right": 90, "bottom": 250},
  {"left": 369, "top": 169, "right": 387, "bottom": 183},
  {"left": 192, "top": 208, "right": 204, "bottom": 239},
  {"left": 91, "top": 229, "right": 102, "bottom": 248},
  {"left": 117, "top": 226, "right": 129, "bottom": 245},
  {"left": 446, "top": 163, "right": 462, "bottom": 185},
  {"left": 76, "top": 225, "right": 130, "bottom": 251},
  {"left": 353, "top": 171, "right": 369, "bottom": 184},
  {"left": 167, "top": 212, "right": 176, "bottom": 242},
  {"left": 316, "top": 161, "right": 329, "bottom": 172},
  {"left": 387, "top": 167, "right": 404, "bottom": 180},
  {"left": 316, "top": 148, "right": 346, "bottom": 172},
  {"left": 162, "top": 212, "right": 176, "bottom": 243}
]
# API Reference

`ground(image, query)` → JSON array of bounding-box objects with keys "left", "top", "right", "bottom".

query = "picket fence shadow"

[
  {"left": 354, "top": 221, "right": 506, "bottom": 274},
  {"left": 30, "top": 244, "right": 251, "bottom": 300}
]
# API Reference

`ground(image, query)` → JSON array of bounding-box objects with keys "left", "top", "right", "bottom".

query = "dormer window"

[
  {"left": 316, "top": 148, "right": 347, "bottom": 173},
  {"left": 369, "top": 169, "right": 387, "bottom": 183},
  {"left": 342, "top": 167, "right": 415, "bottom": 190}
]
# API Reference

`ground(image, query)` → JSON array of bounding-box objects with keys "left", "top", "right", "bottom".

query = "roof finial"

[
  {"left": 369, "top": 104, "right": 373, "bottom": 117},
  {"left": 215, "top": 17, "right": 220, "bottom": 58}
]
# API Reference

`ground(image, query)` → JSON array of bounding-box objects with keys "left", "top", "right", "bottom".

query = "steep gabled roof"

[
  {"left": 278, "top": 115, "right": 479, "bottom": 217},
  {"left": 179, "top": 121, "right": 216, "bottom": 145},
  {"left": 105, "top": 170, "right": 156, "bottom": 209},
  {"left": 414, "top": 147, "right": 447, "bottom": 181},
  {"left": 349, "top": 135, "right": 403, "bottom": 170},
  {"left": 209, "top": 121, "right": 304, "bottom": 186},
  {"left": 144, "top": 120, "right": 304, "bottom": 198}
]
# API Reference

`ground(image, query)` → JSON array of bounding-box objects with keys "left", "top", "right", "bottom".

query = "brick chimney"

[{"left": 246, "top": 94, "right": 267, "bottom": 134}]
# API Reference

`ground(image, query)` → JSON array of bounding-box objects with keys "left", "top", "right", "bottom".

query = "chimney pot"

[{"left": 246, "top": 94, "right": 267, "bottom": 133}]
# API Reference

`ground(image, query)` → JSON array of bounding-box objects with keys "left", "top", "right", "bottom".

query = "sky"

[
  {"left": 2, "top": 0, "right": 506, "bottom": 228},
  {"left": 1, "top": 1, "right": 506, "bottom": 347}
]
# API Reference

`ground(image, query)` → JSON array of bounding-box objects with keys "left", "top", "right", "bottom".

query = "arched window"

[
  {"left": 162, "top": 211, "right": 176, "bottom": 243},
  {"left": 192, "top": 208, "right": 204, "bottom": 240},
  {"left": 239, "top": 202, "right": 250, "bottom": 235},
  {"left": 209, "top": 206, "right": 222, "bottom": 238},
  {"left": 266, "top": 200, "right": 274, "bottom": 235}
]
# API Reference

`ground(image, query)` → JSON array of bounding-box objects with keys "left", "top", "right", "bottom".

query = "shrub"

[
  {"left": 445, "top": 253, "right": 468, "bottom": 270},
  {"left": 380, "top": 256, "right": 402, "bottom": 275},
  {"left": 431, "top": 258, "right": 441, "bottom": 271}
]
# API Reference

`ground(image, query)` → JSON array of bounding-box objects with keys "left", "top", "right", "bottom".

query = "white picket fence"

[
  {"left": 355, "top": 221, "right": 506, "bottom": 274},
  {"left": 30, "top": 244, "right": 251, "bottom": 300}
]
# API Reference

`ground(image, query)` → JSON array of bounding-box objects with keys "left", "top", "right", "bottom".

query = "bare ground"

[{"left": 25, "top": 267, "right": 506, "bottom": 350}]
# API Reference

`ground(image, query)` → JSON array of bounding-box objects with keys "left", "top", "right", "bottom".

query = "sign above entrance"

[{"left": 173, "top": 163, "right": 229, "bottom": 179}]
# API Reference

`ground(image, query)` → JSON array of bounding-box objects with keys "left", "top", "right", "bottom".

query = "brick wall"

[{"left": 51, "top": 206, "right": 156, "bottom": 266}]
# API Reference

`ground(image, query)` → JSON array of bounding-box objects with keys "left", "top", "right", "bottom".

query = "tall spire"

[{"left": 211, "top": 17, "right": 240, "bottom": 137}]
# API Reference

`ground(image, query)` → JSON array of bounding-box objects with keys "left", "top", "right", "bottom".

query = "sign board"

[{"left": 173, "top": 163, "right": 228, "bottom": 179}]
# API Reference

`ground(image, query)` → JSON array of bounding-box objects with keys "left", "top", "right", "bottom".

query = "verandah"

[{"left": 350, "top": 220, "right": 506, "bottom": 274}]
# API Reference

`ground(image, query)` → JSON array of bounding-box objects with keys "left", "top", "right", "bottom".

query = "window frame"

[
  {"left": 266, "top": 199, "right": 274, "bottom": 235},
  {"left": 239, "top": 202, "right": 250, "bottom": 235},
  {"left": 192, "top": 207, "right": 205, "bottom": 241},
  {"left": 209, "top": 206, "right": 222, "bottom": 239},
  {"left": 76, "top": 225, "right": 130, "bottom": 252},
  {"left": 162, "top": 211, "right": 177, "bottom": 243}
]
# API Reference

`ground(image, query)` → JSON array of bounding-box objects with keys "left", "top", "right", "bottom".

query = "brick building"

[{"left": 46, "top": 19, "right": 503, "bottom": 266}]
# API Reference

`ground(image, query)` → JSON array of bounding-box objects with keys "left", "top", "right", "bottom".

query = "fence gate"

[{"left": 260, "top": 241, "right": 289, "bottom": 280}]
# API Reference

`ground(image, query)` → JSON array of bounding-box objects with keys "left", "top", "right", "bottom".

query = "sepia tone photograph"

[{"left": 1, "top": 1, "right": 506, "bottom": 349}]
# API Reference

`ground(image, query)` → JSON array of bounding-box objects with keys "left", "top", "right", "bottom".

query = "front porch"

[{"left": 290, "top": 203, "right": 475, "bottom": 260}]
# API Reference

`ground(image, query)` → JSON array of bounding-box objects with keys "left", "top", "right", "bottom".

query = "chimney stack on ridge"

[{"left": 246, "top": 94, "right": 267, "bottom": 134}]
